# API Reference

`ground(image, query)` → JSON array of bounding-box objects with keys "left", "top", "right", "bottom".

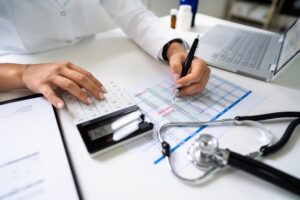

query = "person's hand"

[
  {"left": 167, "top": 42, "right": 210, "bottom": 96},
  {"left": 21, "top": 61, "right": 104, "bottom": 108}
]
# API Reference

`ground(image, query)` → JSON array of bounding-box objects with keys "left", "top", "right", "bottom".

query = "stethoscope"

[{"left": 157, "top": 112, "right": 300, "bottom": 195}]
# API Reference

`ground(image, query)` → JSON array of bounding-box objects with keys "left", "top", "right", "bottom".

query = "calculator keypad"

[{"left": 63, "top": 82, "right": 136, "bottom": 124}]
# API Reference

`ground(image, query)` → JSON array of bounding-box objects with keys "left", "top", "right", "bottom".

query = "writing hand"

[{"left": 167, "top": 42, "right": 210, "bottom": 96}]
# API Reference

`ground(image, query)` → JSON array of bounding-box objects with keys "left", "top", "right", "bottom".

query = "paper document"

[
  {"left": 125, "top": 73, "right": 263, "bottom": 180},
  {"left": 0, "top": 96, "right": 80, "bottom": 200}
]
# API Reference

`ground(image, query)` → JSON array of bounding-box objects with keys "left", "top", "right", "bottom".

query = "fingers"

[
  {"left": 51, "top": 76, "right": 92, "bottom": 105},
  {"left": 169, "top": 53, "right": 186, "bottom": 81},
  {"left": 177, "top": 58, "right": 207, "bottom": 86},
  {"left": 21, "top": 61, "right": 105, "bottom": 106},
  {"left": 66, "top": 62, "right": 104, "bottom": 91},
  {"left": 39, "top": 85, "right": 64, "bottom": 109},
  {"left": 58, "top": 61, "right": 106, "bottom": 102},
  {"left": 60, "top": 67, "right": 104, "bottom": 100},
  {"left": 179, "top": 68, "right": 210, "bottom": 96},
  {"left": 170, "top": 55, "right": 210, "bottom": 96}
]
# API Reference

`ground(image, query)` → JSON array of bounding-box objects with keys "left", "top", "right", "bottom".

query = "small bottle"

[
  {"left": 179, "top": 0, "right": 198, "bottom": 27},
  {"left": 170, "top": 9, "right": 178, "bottom": 29},
  {"left": 176, "top": 5, "right": 192, "bottom": 31}
]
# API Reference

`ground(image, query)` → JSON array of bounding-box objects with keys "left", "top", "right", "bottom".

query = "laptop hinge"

[
  {"left": 269, "top": 64, "right": 276, "bottom": 72},
  {"left": 278, "top": 35, "right": 284, "bottom": 43}
]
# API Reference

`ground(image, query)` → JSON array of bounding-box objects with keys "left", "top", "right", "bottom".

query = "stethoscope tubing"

[
  {"left": 228, "top": 150, "right": 300, "bottom": 195},
  {"left": 158, "top": 111, "right": 300, "bottom": 195},
  {"left": 235, "top": 112, "right": 300, "bottom": 121},
  {"left": 260, "top": 117, "right": 300, "bottom": 156}
]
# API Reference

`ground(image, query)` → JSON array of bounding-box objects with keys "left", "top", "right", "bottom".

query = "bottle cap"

[
  {"left": 179, "top": 5, "right": 192, "bottom": 13},
  {"left": 170, "top": 8, "right": 178, "bottom": 15}
]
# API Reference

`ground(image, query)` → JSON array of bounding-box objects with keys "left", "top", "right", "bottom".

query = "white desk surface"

[{"left": 0, "top": 14, "right": 299, "bottom": 200}]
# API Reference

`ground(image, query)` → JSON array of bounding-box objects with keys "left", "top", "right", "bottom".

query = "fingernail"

[
  {"left": 176, "top": 83, "right": 182, "bottom": 88},
  {"left": 101, "top": 86, "right": 107, "bottom": 93},
  {"left": 99, "top": 93, "right": 105, "bottom": 99},
  {"left": 57, "top": 102, "right": 64, "bottom": 109},
  {"left": 173, "top": 73, "right": 180, "bottom": 82},
  {"left": 87, "top": 97, "right": 93, "bottom": 105}
]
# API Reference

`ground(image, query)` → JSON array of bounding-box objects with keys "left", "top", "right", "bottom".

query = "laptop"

[{"left": 196, "top": 17, "right": 300, "bottom": 81}]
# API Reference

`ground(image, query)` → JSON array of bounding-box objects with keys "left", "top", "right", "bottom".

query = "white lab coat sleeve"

[{"left": 99, "top": 0, "right": 178, "bottom": 60}]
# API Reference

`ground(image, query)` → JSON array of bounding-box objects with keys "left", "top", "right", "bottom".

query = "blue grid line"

[{"left": 154, "top": 90, "right": 252, "bottom": 164}]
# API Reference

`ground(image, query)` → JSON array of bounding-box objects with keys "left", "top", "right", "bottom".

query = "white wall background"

[{"left": 144, "top": 0, "right": 229, "bottom": 18}]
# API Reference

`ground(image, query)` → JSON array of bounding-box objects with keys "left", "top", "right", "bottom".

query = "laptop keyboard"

[{"left": 212, "top": 31, "right": 271, "bottom": 69}]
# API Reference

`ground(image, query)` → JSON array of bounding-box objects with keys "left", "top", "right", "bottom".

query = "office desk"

[{"left": 0, "top": 14, "right": 299, "bottom": 199}]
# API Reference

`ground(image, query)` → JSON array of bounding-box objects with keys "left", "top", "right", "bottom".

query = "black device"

[{"left": 77, "top": 105, "right": 153, "bottom": 157}]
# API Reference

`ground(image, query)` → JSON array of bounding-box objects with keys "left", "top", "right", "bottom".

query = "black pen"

[{"left": 173, "top": 35, "right": 200, "bottom": 99}]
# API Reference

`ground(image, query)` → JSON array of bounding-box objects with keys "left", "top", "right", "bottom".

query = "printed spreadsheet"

[{"left": 131, "top": 75, "right": 253, "bottom": 164}]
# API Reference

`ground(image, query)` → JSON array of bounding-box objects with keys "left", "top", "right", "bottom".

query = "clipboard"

[{"left": 0, "top": 94, "right": 82, "bottom": 200}]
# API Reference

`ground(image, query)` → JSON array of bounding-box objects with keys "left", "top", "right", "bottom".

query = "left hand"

[{"left": 167, "top": 42, "right": 210, "bottom": 96}]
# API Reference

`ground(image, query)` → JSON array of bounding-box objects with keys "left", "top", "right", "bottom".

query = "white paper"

[
  {"left": 125, "top": 73, "right": 264, "bottom": 183},
  {"left": 0, "top": 97, "right": 79, "bottom": 200}
]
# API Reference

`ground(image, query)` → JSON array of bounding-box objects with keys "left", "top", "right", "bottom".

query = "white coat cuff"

[{"left": 158, "top": 39, "right": 189, "bottom": 63}]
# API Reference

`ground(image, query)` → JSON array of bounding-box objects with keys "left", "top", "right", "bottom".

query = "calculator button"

[
  {"left": 64, "top": 82, "right": 137, "bottom": 124},
  {"left": 101, "top": 108, "right": 112, "bottom": 115}
]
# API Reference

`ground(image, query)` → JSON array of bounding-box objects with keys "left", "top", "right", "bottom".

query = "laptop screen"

[{"left": 276, "top": 18, "right": 300, "bottom": 74}]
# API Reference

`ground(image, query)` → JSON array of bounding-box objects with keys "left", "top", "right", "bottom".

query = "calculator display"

[{"left": 77, "top": 107, "right": 153, "bottom": 155}]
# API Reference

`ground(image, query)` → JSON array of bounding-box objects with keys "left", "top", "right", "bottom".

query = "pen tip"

[{"left": 173, "top": 89, "right": 179, "bottom": 100}]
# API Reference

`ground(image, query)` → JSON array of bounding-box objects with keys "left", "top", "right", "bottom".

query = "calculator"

[{"left": 63, "top": 81, "right": 153, "bottom": 157}]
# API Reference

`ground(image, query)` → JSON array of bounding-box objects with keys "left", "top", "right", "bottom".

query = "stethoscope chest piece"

[{"left": 187, "top": 133, "right": 219, "bottom": 170}]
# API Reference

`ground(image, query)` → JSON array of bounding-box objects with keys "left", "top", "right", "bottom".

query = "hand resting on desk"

[{"left": 0, "top": 62, "right": 104, "bottom": 108}]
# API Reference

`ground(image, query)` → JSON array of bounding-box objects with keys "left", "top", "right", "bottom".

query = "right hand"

[{"left": 21, "top": 61, "right": 104, "bottom": 108}]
